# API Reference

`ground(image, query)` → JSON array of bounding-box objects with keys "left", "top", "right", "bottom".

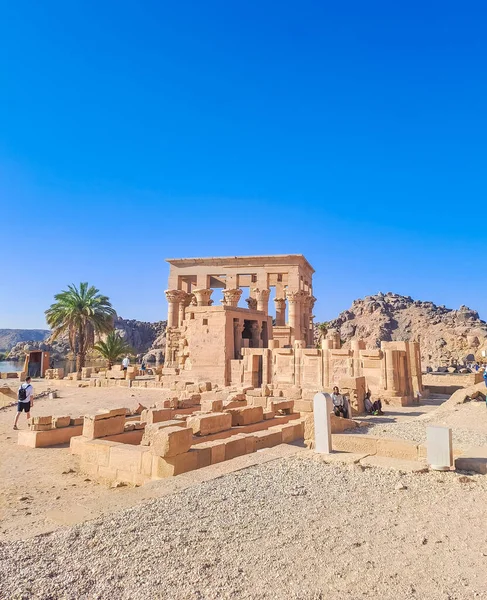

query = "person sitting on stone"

[
  {"left": 364, "top": 391, "right": 384, "bottom": 416},
  {"left": 331, "top": 386, "right": 348, "bottom": 418}
]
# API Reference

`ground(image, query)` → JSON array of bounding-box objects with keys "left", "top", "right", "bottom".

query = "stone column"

[
  {"left": 253, "top": 288, "right": 270, "bottom": 314},
  {"left": 274, "top": 298, "right": 286, "bottom": 326},
  {"left": 192, "top": 288, "right": 213, "bottom": 307},
  {"left": 384, "top": 348, "right": 399, "bottom": 395},
  {"left": 350, "top": 340, "right": 365, "bottom": 377},
  {"left": 250, "top": 322, "right": 261, "bottom": 348},
  {"left": 233, "top": 319, "right": 244, "bottom": 358},
  {"left": 308, "top": 296, "right": 316, "bottom": 347},
  {"left": 222, "top": 288, "right": 242, "bottom": 308},
  {"left": 285, "top": 289, "right": 302, "bottom": 342},
  {"left": 301, "top": 294, "right": 310, "bottom": 345},
  {"left": 165, "top": 290, "right": 184, "bottom": 328},
  {"left": 178, "top": 292, "right": 192, "bottom": 326}
]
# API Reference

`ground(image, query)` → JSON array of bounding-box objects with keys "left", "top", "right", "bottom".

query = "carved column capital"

[
  {"left": 246, "top": 297, "right": 257, "bottom": 310},
  {"left": 165, "top": 289, "right": 186, "bottom": 304},
  {"left": 274, "top": 297, "right": 286, "bottom": 309},
  {"left": 192, "top": 288, "right": 213, "bottom": 307},
  {"left": 222, "top": 288, "right": 243, "bottom": 308},
  {"left": 285, "top": 289, "right": 301, "bottom": 305},
  {"left": 252, "top": 288, "right": 270, "bottom": 302}
]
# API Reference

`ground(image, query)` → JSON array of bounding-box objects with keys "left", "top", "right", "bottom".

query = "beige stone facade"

[
  {"left": 163, "top": 254, "right": 423, "bottom": 405},
  {"left": 164, "top": 255, "right": 315, "bottom": 385}
]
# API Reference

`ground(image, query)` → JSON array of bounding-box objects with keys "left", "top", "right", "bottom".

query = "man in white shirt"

[
  {"left": 13, "top": 376, "right": 34, "bottom": 430},
  {"left": 122, "top": 356, "right": 130, "bottom": 371}
]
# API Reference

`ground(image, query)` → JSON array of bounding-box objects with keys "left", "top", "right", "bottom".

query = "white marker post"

[
  {"left": 427, "top": 426, "right": 453, "bottom": 471},
  {"left": 313, "top": 392, "right": 333, "bottom": 454}
]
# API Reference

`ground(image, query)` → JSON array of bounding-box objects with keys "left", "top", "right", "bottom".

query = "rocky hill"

[
  {"left": 7, "top": 318, "right": 167, "bottom": 362},
  {"left": 0, "top": 329, "right": 50, "bottom": 352},
  {"left": 325, "top": 292, "right": 487, "bottom": 368}
]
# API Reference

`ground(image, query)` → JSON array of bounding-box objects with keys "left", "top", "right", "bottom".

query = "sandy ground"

[{"left": 0, "top": 381, "right": 176, "bottom": 542}]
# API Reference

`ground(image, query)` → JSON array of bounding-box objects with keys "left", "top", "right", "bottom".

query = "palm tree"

[
  {"left": 45, "top": 283, "right": 116, "bottom": 372},
  {"left": 317, "top": 322, "right": 328, "bottom": 341},
  {"left": 93, "top": 331, "right": 134, "bottom": 369}
]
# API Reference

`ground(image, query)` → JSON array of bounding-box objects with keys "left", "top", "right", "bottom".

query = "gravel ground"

[
  {"left": 352, "top": 401, "right": 487, "bottom": 449},
  {"left": 2, "top": 454, "right": 487, "bottom": 600}
]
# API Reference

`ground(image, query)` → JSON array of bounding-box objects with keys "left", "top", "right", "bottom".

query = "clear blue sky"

[{"left": 1, "top": 1, "right": 486, "bottom": 329}]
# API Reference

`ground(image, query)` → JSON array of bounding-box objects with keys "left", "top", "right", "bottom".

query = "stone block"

[
  {"left": 109, "top": 445, "right": 149, "bottom": 473},
  {"left": 140, "top": 408, "right": 173, "bottom": 424},
  {"left": 376, "top": 438, "right": 419, "bottom": 461},
  {"left": 276, "top": 422, "right": 301, "bottom": 444},
  {"left": 70, "top": 417, "right": 84, "bottom": 426},
  {"left": 151, "top": 426, "right": 193, "bottom": 458},
  {"left": 238, "top": 433, "right": 256, "bottom": 454},
  {"left": 223, "top": 399, "right": 247, "bottom": 410},
  {"left": 152, "top": 451, "right": 198, "bottom": 478},
  {"left": 79, "top": 439, "right": 119, "bottom": 467},
  {"left": 97, "top": 465, "right": 118, "bottom": 483},
  {"left": 331, "top": 434, "right": 378, "bottom": 455},
  {"left": 294, "top": 400, "right": 313, "bottom": 412},
  {"left": 194, "top": 440, "right": 226, "bottom": 464},
  {"left": 31, "top": 416, "right": 53, "bottom": 426},
  {"left": 269, "top": 399, "right": 294, "bottom": 415},
  {"left": 200, "top": 399, "right": 223, "bottom": 413},
  {"left": 455, "top": 447, "right": 487, "bottom": 474},
  {"left": 245, "top": 388, "right": 263, "bottom": 397},
  {"left": 53, "top": 416, "right": 71, "bottom": 428},
  {"left": 225, "top": 406, "right": 264, "bottom": 426},
  {"left": 141, "top": 449, "right": 153, "bottom": 476},
  {"left": 31, "top": 423, "right": 53, "bottom": 431},
  {"left": 91, "top": 408, "right": 128, "bottom": 421},
  {"left": 18, "top": 425, "right": 83, "bottom": 448},
  {"left": 247, "top": 396, "right": 267, "bottom": 408},
  {"left": 141, "top": 421, "right": 186, "bottom": 446},
  {"left": 224, "top": 435, "right": 247, "bottom": 460},
  {"left": 192, "top": 445, "right": 212, "bottom": 469},
  {"left": 199, "top": 381, "right": 212, "bottom": 392},
  {"left": 253, "top": 429, "right": 282, "bottom": 450},
  {"left": 186, "top": 412, "right": 232, "bottom": 436},
  {"left": 82, "top": 415, "right": 126, "bottom": 440},
  {"left": 263, "top": 410, "right": 275, "bottom": 420}
]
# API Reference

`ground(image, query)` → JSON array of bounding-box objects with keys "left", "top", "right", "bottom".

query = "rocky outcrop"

[
  {"left": 322, "top": 292, "right": 487, "bottom": 369},
  {"left": 8, "top": 339, "right": 70, "bottom": 361},
  {"left": 7, "top": 318, "right": 168, "bottom": 362},
  {"left": 0, "top": 329, "right": 49, "bottom": 352},
  {"left": 113, "top": 317, "right": 166, "bottom": 354}
]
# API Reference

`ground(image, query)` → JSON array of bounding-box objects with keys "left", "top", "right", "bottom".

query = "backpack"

[{"left": 18, "top": 384, "right": 31, "bottom": 401}]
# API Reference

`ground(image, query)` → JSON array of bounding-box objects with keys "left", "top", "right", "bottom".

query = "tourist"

[
  {"left": 13, "top": 376, "right": 34, "bottom": 430},
  {"left": 483, "top": 367, "right": 487, "bottom": 388},
  {"left": 364, "top": 391, "right": 384, "bottom": 416},
  {"left": 140, "top": 360, "right": 146, "bottom": 374},
  {"left": 331, "top": 386, "right": 348, "bottom": 418},
  {"left": 122, "top": 355, "right": 130, "bottom": 371}
]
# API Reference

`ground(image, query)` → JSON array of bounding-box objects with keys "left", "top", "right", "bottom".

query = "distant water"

[
  {"left": 0, "top": 358, "right": 104, "bottom": 374},
  {"left": 0, "top": 361, "right": 24, "bottom": 373}
]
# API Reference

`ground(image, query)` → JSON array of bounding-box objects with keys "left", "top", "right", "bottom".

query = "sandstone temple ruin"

[
  {"left": 163, "top": 254, "right": 424, "bottom": 409},
  {"left": 15, "top": 253, "right": 427, "bottom": 488}
]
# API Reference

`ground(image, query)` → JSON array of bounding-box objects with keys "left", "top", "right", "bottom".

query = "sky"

[{"left": 1, "top": 1, "right": 486, "bottom": 329}]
